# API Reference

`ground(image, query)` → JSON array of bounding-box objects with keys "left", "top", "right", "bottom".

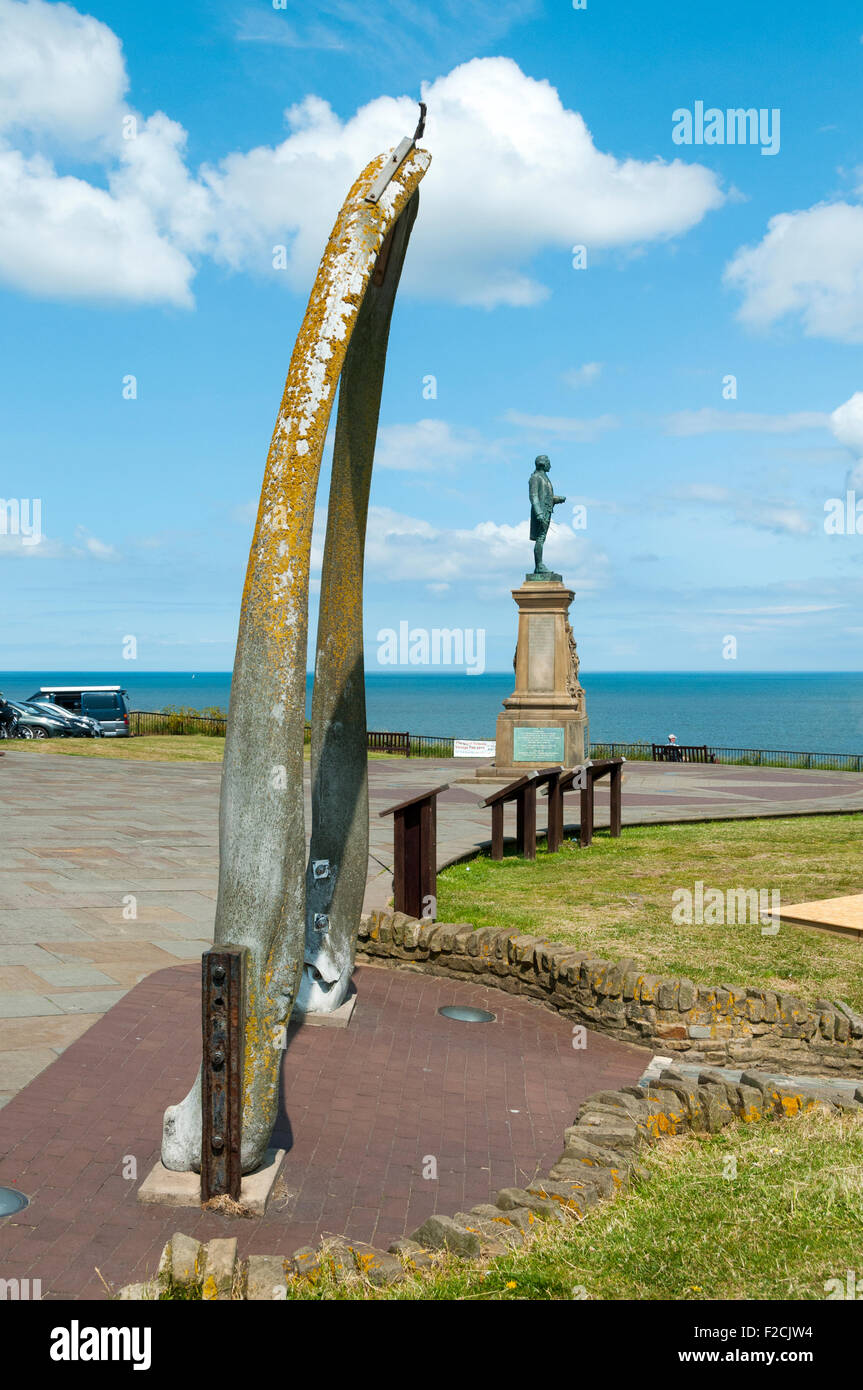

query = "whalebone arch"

[{"left": 161, "top": 141, "right": 431, "bottom": 1174}]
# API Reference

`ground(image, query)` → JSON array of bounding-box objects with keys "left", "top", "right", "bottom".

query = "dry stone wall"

[
  {"left": 118, "top": 1063, "right": 863, "bottom": 1299},
  {"left": 356, "top": 912, "right": 863, "bottom": 1077}
]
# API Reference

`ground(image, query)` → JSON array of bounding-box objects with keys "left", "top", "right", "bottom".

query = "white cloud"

[
  {"left": 0, "top": 145, "right": 196, "bottom": 306},
  {"left": 683, "top": 484, "right": 732, "bottom": 503},
  {"left": 0, "top": 2, "right": 197, "bottom": 305},
  {"left": 75, "top": 528, "right": 119, "bottom": 560},
  {"left": 665, "top": 408, "right": 829, "bottom": 436},
  {"left": 0, "top": 0, "right": 127, "bottom": 147},
  {"left": 0, "top": 6, "right": 725, "bottom": 309},
  {"left": 201, "top": 59, "right": 724, "bottom": 308},
  {"left": 677, "top": 485, "right": 813, "bottom": 535},
  {"left": 235, "top": 0, "right": 539, "bottom": 67},
  {"left": 374, "top": 419, "right": 489, "bottom": 472},
  {"left": 562, "top": 362, "right": 603, "bottom": 389},
  {"left": 724, "top": 201, "right": 863, "bottom": 342},
  {"left": 713, "top": 604, "right": 843, "bottom": 616},
  {"left": 830, "top": 391, "right": 863, "bottom": 455},
  {"left": 830, "top": 391, "right": 863, "bottom": 487},
  {"left": 0, "top": 525, "right": 120, "bottom": 559},
  {"left": 503, "top": 409, "right": 619, "bottom": 441},
  {"left": 365, "top": 505, "right": 608, "bottom": 586}
]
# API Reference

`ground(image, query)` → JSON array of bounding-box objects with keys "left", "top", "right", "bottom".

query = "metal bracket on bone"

[{"left": 364, "top": 102, "right": 427, "bottom": 204}]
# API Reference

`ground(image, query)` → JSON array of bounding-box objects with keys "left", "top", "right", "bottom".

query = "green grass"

[
  {"left": 153, "top": 1108, "right": 863, "bottom": 1300},
  {"left": 4, "top": 737, "right": 409, "bottom": 764},
  {"left": 284, "top": 1109, "right": 863, "bottom": 1300},
  {"left": 5, "top": 734, "right": 228, "bottom": 762},
  {"left": 436, "top": 816, "right": 863, "bottom": 1009}
]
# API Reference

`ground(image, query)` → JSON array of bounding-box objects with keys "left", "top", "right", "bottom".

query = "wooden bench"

[
  {"left": 368, "top": 730, "right": 411, "bottom": 756},
  {"left": 651, "top": 743, "right": 714, "bottom": 764},
  {"left": 544, "top": 758, "right": 624, "bottom": 848},
  {"left": 479, "top": 768, "right": 563, "bottom": 862}
]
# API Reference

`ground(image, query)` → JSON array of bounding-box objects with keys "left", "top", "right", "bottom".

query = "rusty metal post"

[{"left": 201, "top": 946, "right": 245, "bottom": 1202}]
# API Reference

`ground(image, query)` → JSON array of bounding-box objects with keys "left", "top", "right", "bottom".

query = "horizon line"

[{"left": 2, "top": 669, "right": 863, "bottom": 678}]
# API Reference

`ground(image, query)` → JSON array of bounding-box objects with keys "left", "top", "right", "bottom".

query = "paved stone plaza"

[
  {"left": 0, "top": 959, "right": 647, "bottom": 1298},
  {"left": 1, "top": 749, "right": 862, "bottom": 1106},
  {"left": 0, "top": 749, "right": 861, "bottom": 1298}
]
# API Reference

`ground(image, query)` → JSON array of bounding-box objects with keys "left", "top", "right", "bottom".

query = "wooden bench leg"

[
  {"left": 610, "top": 765, "right": 622, "bottom": 838},
  {"left": 580, "top": 778, "right": 594, "bottom": 848},
  {"left": 517, "top": 784, "right": 536, "bottom": 860},
  {"left": 547, "top": 779, "right": 563, "bottom": 853},
  {"left": 393, "top": 809, "right": 406, "bottom": 913},
  {"left": 491, "top": 802, "right": 504, "bottom": 861}
]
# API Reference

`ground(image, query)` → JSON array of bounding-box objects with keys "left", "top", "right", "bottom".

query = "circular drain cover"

[
  {"left": 438, "top": 1005, "right": 496, "bottom": 1023},
  {"left": 0, "top": 1187, "right": 29, "bottom": 1217}
]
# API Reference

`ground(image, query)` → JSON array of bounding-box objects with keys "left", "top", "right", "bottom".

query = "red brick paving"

[{"left": 0, "top": 960, "right": 649, "bottom": 1299}]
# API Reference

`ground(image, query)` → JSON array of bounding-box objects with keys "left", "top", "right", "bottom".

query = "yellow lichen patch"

[
  {"left": 201, "top": 1275, "right": 218, "bottom": 1301},
  {"left": 780, "top": 1094, "right": 803, "bottom": 1117},
  {"left": 646, "top": 1110, "right": 683, "bottom": 1138},
  {"left": 537, "top": 1187, "right": 587, "bottom": 1214}
]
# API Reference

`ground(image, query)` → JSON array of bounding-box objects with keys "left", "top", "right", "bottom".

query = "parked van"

[{"left": 28, "top": 685, "right": 131, "bottom": 737}]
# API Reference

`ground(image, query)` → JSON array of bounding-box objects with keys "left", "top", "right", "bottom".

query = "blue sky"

[{"left": 2, "top": 0, "right": 863, "bottom": 673}]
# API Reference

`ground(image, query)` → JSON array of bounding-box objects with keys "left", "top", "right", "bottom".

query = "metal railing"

[
  {"left": 130, "top": 710, "right": 228, "bottom": 737},
  {"left": 590, "top": 740, "right": 863, "bottom": 773},
  {"left": 408, "top": 732, "right": 454, "bottom": 758},
  {"left": 129, "top": 715, "right": 863, "bottom": 772}
]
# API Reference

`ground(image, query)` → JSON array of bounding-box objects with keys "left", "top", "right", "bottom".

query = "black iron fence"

[
  {"left": 590, "top": 740, "right": 863, "bottom": 773},
  {"left": 409, "top": 733, "right": 455, "bottom": 758},
  {"left": 131, "top": 710, "right": 228, "bottom": 737},
  {"left": 130, "top": 713, "right": 862, "bottom": 772}
]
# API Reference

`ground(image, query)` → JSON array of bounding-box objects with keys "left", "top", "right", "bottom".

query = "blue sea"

[{"left": 2, "top": 670, "right": 862, "bottom": 754}]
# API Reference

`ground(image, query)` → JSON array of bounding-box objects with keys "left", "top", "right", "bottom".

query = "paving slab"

[
  {"left": 0, "top": 961, "right": 648, "bottom": 1299},
  {"left": 0, "top": 992, "right": 63, "bottom": 1018},
  {"left": 0, "top": 749, "right": 860, "bottom": 1102}
]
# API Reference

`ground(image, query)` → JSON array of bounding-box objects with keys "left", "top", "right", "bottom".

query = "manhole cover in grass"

[
  {"left": 438, "top": 1005, "right": 496, "bottom": 1023},
  {"left": 0, "top": 1187, "right": 29, "bottom": 1217}
]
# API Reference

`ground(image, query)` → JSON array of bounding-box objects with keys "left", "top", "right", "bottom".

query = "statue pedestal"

[{"left": 477, "top": 580, "right": 589, "bottom": 780}]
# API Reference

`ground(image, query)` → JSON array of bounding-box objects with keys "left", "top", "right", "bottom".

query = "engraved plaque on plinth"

[{"left": 513, "top": 726, "right": 565, "bottom": 762}]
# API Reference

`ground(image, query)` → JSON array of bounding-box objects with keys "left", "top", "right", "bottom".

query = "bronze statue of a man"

[{"left": 529, "top": 455, "right": 565, "bottom": 576}]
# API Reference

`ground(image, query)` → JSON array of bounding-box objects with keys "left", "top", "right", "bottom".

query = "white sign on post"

[{"left": 453, "top": 739, "right": 496, "bottom": 758}]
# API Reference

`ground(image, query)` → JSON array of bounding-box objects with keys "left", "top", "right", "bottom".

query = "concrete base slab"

[
  {"left": 137, "top": 1147, "right": 285, "bottom": 1216},
  {"left": 292, "top": 987, "right": 357, "bottom": 1028}
]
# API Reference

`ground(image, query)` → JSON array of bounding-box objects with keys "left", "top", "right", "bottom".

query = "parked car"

[
  {"left": 28, "top": 685, "right": 130, "bottom": 737},
  {"left": 3, "top": 699, "right": 71, "bottom": 739},
  {"left": 24, "top": 700, "right": 102, "bottom": 737}
]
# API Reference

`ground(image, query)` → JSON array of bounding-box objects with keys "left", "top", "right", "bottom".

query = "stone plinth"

[{"left": 478, "top": 580, "right": 588, "bottom": 780}]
